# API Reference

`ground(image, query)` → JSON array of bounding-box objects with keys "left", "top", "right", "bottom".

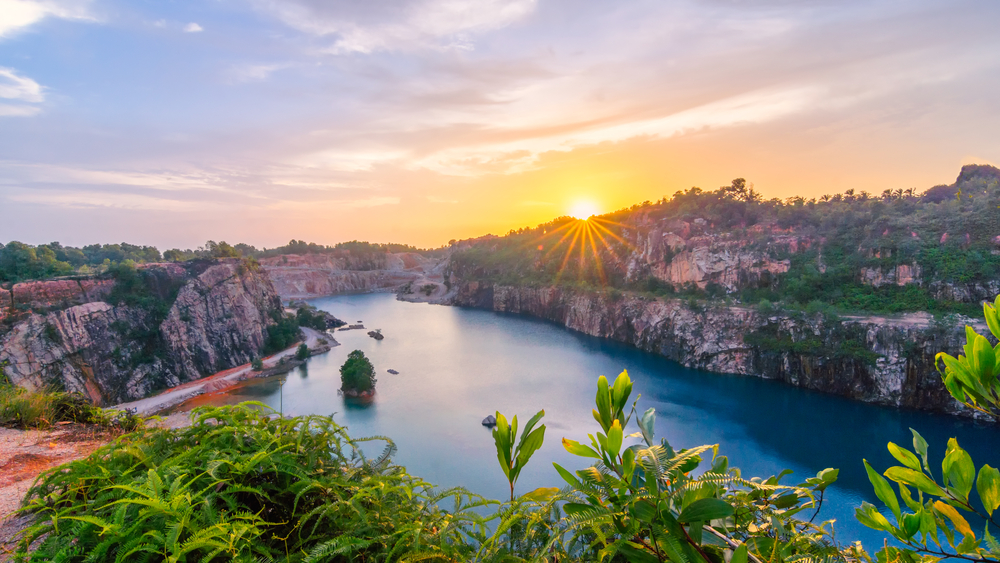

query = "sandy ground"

[
  {"left": 0, "top": 412, "right": 194, "bottom": 561},
  {"left": 113, "top": 327, "right": 335, "bottom": 416}
]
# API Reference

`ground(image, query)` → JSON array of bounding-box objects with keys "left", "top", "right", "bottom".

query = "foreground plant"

[
  {"left": 485, "top": 371, "right": 843, "bottom": 563},
  {"left": 857, "top": 296, "right": 1000, "bottom": 563},
  {"left": 16, "top": 403, "right": 485, "bottom": 562}
]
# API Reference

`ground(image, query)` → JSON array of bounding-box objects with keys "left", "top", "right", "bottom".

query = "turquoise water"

[{"left": 190, "top": 293, "right": 1000, "bottom": 549}]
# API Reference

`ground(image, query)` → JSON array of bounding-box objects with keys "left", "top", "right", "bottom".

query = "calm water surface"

[{"left": 183, "top": 293, "right": 1000, "bottom": 549}]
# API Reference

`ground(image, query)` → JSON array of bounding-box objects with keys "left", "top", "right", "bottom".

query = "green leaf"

[
  {"left": 562, "top": 438, "right": 601, "bottom": 459},
  {"left": 730, "top": 544, "right": 748, "bottom": 563},
  {"left": 942, "top": 445, "right": 975, "bottom": 502},
  {"left": 595, "top": 375, "right": 612, "bottom": 431},
  {"left": 977, "top": 464, "right": 1000, "bottom": 516},
  {"left": 611, "top": 370, "right": 632, "bottom": 414},
  {"left": 638, "top": 408, "right": 655, "bottom": 447},
  {"left": 677, "top": 498, "right": 734, "bottom": 523},
  {"left": 974, "top": 334, "right": 997, "bottom": 380},
  {"left": 901, "top": 513, "right": 921, "bottom": 539},
  {"left": 630, "top": 499, "right": 657, "bottom": 522},
  {"left": 884, "top": 466, "right": 945, "bottom": 496},
  {"left": 512, "top": 425, "right": 545, "bottom": 483},
  {"left": 911, "top": 429, "right": 930, "bottom": 472},
  {"left": 855, "top": 501, "right": 892, "bottom": 532},
  {"left": 865, "top": 459, "right": 901, "bottom": 522},
  {"left": 522, "top": 487, "right": 559, "bottom": 501},
  {"left": 606, "top": 420, "right": 623, "bottom": 459},
  {"left": 617, "top": 542, "right": 661, "bottom": 563},
  {"left": 888, "top": 443, "right": 921, "bottom": 471},
  {"left": 988, "top": 298, "right": 1000, "bottom": 341},
  {"left": 773, "top": 493, "right": 799, "bottom": 509},
  {"left": 519, "top": 409, "right": 545, "bottom": 444}
]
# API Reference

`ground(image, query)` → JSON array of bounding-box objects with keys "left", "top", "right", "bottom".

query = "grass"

[{"left": 0, "top": 379, "right": 143, "bottom": 431}]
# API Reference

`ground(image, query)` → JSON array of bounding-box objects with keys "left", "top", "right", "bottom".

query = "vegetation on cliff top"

[{"left": 449, "top": 164, "right": 1000, "bottom": 316}]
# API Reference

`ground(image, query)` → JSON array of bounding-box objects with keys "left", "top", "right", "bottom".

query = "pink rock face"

[
  {"left": 261, "top": 252, "right": 440, "bottom": 299},
  {"left": 0, "top": 278, "right": 115, "bottom": 323}
]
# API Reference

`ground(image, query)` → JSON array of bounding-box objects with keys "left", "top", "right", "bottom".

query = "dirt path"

[{"left": 113, "top": 328, "right": 336, "bottom": 416}]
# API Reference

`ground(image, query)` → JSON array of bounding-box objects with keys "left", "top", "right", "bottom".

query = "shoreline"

[{"left": 112, "top": 327, "right": 338, "bottom": 416}]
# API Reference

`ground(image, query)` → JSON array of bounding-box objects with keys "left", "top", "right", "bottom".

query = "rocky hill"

[
  {"left": 0, "top": 259, "right": 282, "bottom": 405},
  {"left": 430, "top": 165, "right": 1000, "bottom": 417},
  {"left": 261, "top": 251, "right": 446, "bottom": 299}
]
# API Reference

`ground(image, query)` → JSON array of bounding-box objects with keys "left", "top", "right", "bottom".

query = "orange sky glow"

[{"left": 1, "top": 1, "right": 998, "bottom": 249}]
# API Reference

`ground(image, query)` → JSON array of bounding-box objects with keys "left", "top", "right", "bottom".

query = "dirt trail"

[{"left": 114, "top": 327, "right": 335, "bottom": 416}]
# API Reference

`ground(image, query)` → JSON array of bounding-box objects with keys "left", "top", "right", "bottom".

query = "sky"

[{"left": 1, "top": 0, "right": 999, "bottom": 250}]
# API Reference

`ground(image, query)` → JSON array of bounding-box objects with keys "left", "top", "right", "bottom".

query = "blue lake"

[{"left": 183, "top": 292, "right": 1000, "bottom": 549}]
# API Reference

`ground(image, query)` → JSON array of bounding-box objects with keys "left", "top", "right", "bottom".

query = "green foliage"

[
  {"left": 15, "top": 403, "right": 482, "bottom": 562},
  {"left": 296, "top": 343, "right": 310, "bottom": 361},
  {"left": 264, "top": 312, "right": 302, "bottom": 354},
  {"left": 295, "top": 304, "right": 330, "bottom": 330},
  {"left": 0, "top": 382, "right": 140, "bottom": 431},
  {"left": 488, "top": 370, "right": 847, "bottom": 563},
  {"left": 251, "top": 357, "right": 263, "bottom": 371},
  {"left": 858, "top": 296, "right": 1000, "bottom": 563},
  {"left": 491, "top": 409, "right": 546, "bottom": 501},
  {"left": 340, "top": 350, "right": 377, "bottom": 393},
  {"left": 0, "top": 241, "right": 162, "bottom": 282}
]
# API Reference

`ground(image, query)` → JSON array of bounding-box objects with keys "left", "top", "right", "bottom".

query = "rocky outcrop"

[
  {"left": 261, "top": 252, "right": 443, "bottom": 299},
  {"left": 0, "top": 278, "right": 115, "bottom": 325},
  {"left": 0, "top": 260, "right": 283, "bottom": 405},
  {"left": 452, "top": 282, "right": 976, "bottom": 417}
]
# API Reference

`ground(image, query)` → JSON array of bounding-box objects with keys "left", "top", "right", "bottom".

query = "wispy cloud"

[
  {"left": 250, "top": 0, "right": 536, "bottom": 53},
  {"left": 0, "top": 67, "right": 44, "bottom": 117},
  {"left": 0, "top": 0, "right": 93, "bottom": 38},
  {"left": 183, "top": 22, "right": 203, "bottom": 33}
]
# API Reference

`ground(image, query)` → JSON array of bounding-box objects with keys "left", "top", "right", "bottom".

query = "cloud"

[
  {"left": 183, "top": 22, "right": 203, "bottom": 33},
  {"left": 251, "top": 0, "right": 536, "bottom": 53},
  {"left": 0, "top": 0, "right": 93, "bottom": 38},
  {"left": 0, "top": 67, "right": 44, "bottom": 117},
  {"left": 225, "top": 62, "right": 290, "bottom": 83}
]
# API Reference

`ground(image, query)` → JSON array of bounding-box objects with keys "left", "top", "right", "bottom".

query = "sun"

[{"left": 569, "top": 200, "right": 601, "bottom": 220}]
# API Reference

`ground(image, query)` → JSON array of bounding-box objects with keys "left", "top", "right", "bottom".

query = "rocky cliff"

[
  {"left": 262, "top": 252, "right": 446, "bottom": 299},
  {"left": 450, "top": 282, "right": 974, "bottom": 416},
  {"left": 0, "top": 259, "right": 282, "bottom": 405}
]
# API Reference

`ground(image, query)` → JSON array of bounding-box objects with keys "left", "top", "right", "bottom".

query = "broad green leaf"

[
  {"left": 911, "top": 429, "right": 930, "bottom": 472},
  {"left": 617, "top": 542, "right": 660, "bottom": 563},
  {"left": 522, "top": 487, "right": 559, "bottom": 501},
  {"left": 773, "top": 493, "right": 799, "bottom": 509},
  {"left": 606, "top": 420, "right": 623, "bottom": 459},
  {"left": 677, "top": 498, "right": 734, "bottom": 523},
  {"left": 888, "top": 443, "right": 921, "bottom": 471},
  {"left": 855, "top": 502, "right": 892, "bottom": 532},
  {"left": 553, "top": 463, "right": 584, "bottom": 489},
  {"left": 562, "top": 438, "right": 601, "bottom": 459},
  {"left": 512, "top": 425, "right": 545, "bottom": 482},
  {"left": 865, "top": 459, "right": 901, "bottom": 521},
  {"left": 730, "top": 544, "right": 748, "bottom": 563},
  {"left": 986, "top": 300, "right": 1000, "bottom": 342},
  {"left": 942, "top": 446, "right": 975, "bottom": 502},
  {"left": 974, "top": 334, "right": 996, "bottom": 380},
  {"left": 638, "top": 407, "right": 655, "bottom": 447},
  {"left": 595, "top": 376, "right": 612, "bottom": 431},
  {"left": 977, "top": 464, "right": 1000, "bottom": 516},
  {"left": 611, "top": 370, "right": 632, "bottom": 414},
  {"left": 519, "top": 409, "right": 545, "bottom": 443},
  {"left": 901, "top": 512, "right": 921, "bottom": 539},
  {"left": 884, "top": 467, "right": 946, "bottom": 496},
  {"left": 934, "top": 500, "right": 975, "bottom": 540},
  {"left": 562, "top": 502, "right": 594, "bottom": 516},
  {"left": 630, "top": 499, "right": 657, "bottom": 522}
]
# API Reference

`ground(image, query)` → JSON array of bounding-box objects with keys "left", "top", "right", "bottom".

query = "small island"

[{"left": 340, "top": 349, "right": 377, "bottom": 399}]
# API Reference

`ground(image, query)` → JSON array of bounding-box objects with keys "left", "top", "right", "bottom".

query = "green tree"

[
  {"left": 296, "top": 343, "right": 309, "bottom": 361},
  {"left": 340, "top": 350, "right": 376, "bottom": 394}
]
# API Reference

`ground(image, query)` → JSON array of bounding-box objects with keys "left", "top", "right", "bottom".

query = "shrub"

[
  {"left": 264, "top": 312, "right": 302, "bottom": 353},
  {"left": 251, "top": 357, "right": 263, "bottom": 371},
  {"left": 296, "top": 343, "right": 309, "bottom": 361},
  {"left": 0, "top": 381, "right": 137, "bottom": 431},
  {"left": 340, "top": 350, "right": 376, "bottom": 393},
  {"left": 15, "top": 404, "right": 480, "bottom": 562}
]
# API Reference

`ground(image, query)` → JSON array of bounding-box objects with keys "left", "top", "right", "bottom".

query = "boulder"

[{"left": 482, "top": 414, "right": 497, "bottom": 428}]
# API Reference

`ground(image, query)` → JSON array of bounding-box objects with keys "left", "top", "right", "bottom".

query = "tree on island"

[{"left": 340, "top": 350, "right": 376, "bottom": 395}]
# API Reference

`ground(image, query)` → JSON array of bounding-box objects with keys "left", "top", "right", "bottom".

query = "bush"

[
  {"left": 0, "top": 381, "right": 136, "bottom": 431},
  {"left": 340, "top": 350, "right": 376, "bottom": 393},
  {"left": 296, "top": 343, "right": 309, "bottom": 361},
  {"left": 251, "top": 357, "right": 263, "bottom": 371},
  {"left": 15, "top": 404, "right": 479, "bottom": 562},
  {"left": 264, "top": 312, "right": 302, "bottom": 354}
]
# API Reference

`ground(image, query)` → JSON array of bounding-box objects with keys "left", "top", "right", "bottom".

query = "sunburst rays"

[{"left": 526, "top": 216, "right": 636, "bottom": 286}]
